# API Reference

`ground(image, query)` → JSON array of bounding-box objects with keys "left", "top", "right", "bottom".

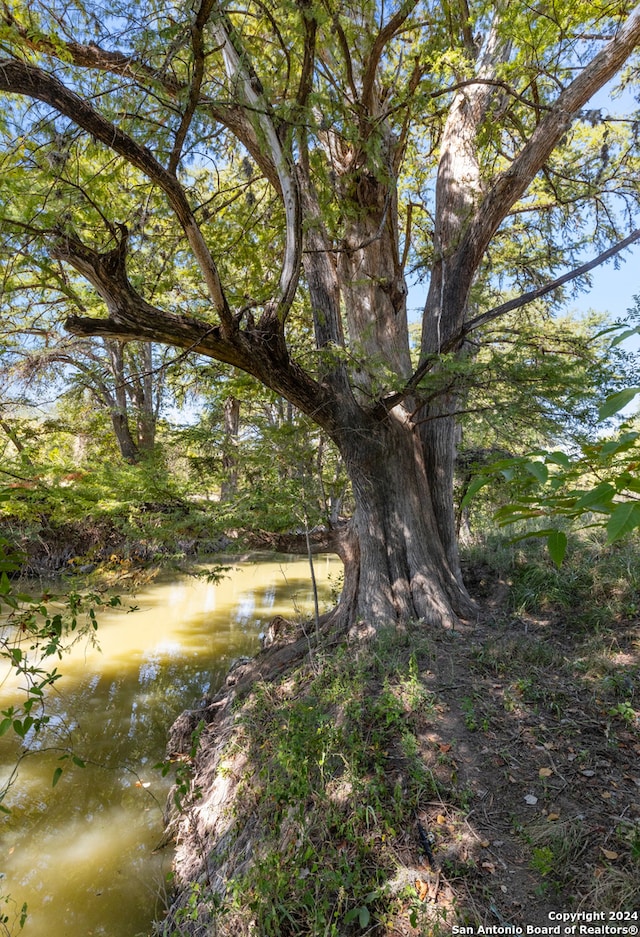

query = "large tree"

[{"left": 1, "top": 0, "right": 640, "bottom": 627}]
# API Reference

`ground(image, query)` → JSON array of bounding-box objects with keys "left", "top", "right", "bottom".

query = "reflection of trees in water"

[{"left": 1, "top": 562, "right": 340, "bottom": 937}]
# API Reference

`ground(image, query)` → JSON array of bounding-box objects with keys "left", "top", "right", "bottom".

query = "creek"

[{"left": 0, "top": 555, "right": 340, "bottom": 937}]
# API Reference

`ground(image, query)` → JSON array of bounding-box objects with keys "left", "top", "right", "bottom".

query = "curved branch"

[
  {"left": 0, "top": 8, "right": 281, "bottom": 189},
  {"left": 429, "top": 76, "right": 551, "bottom": 112},
  {"left": 211, "top": 13, "right": 301, "bottom": 322},
  {"left": 248, "top": 522, "right": 354, "bottom": 561},
  {"left": 0, "top": 58, "right": 234, "bottom": 331}
]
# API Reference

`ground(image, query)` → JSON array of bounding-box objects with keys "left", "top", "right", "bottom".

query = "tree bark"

[
  {"left": 105, "top": 340, "right": 140, "bottom": 463},
  {"left": 220, "top": 395, "right": 240, "bottom": 500},
  {"left": 334, "top": 407, "right": 475, "bottom": 627}
]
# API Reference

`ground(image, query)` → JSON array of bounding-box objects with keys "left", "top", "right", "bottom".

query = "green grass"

[{"left": 169, "top": 629, "right": 458, "bottom": 937}]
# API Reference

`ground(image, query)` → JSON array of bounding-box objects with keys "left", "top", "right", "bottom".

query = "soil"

[
  {"left": 161, "top": 568, "right": 640, "bottom": 935},
  {"left": 403, "top": 611, "right": 640, "bottom": 930}
]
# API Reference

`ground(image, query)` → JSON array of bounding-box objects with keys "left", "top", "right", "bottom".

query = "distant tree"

[
  {"left": 1, "top": 0, "right": 640, "bottom": 627},
  {"left": 11, "top": 336, "right": 165, "bottom": 463}
]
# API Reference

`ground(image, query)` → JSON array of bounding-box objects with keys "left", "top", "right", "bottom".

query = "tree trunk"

[
  {"left": 135, "top": 342, "right": 156, "bottom": 452},
  {"left": 220, "top": 395, "right": 240, "bottom": 500},
  {"left": 334, "top": 407, "right": 476, "bottom": 628},
  {"left": 105, "top": 339, "right": 140, "bottom": 463},
  {"left": 110, "top": 411, "right": 140, "bottom": 463}
]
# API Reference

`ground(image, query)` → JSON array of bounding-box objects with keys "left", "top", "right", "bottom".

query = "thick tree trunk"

[
  {"left": 335, "top": 407, "right": 476, "bottom": 628},
  {"left": 251, "top": 407, "right": 475, "bottom": 629},
  {"left": 418, "top": 408, "right": 464, "bottom": 588}
]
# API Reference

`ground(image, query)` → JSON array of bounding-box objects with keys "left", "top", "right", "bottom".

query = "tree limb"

[
  {"left": 361, "top": 1, "right": 418, "bottom": 114},
  {"left": 389, "top": 227, "right": 640, "bottom": 409},
  {"left": 464, "top": 3, "right": 640, "bottom": 271},
  {"left": 461, "top": 228, "right": 640, "bottom": 337},
  {"left": 0, "top": 58, "right": 234, "bottom": 332},
  {"left": 0, "top": 8, "right": 282, "bottom": 189},
  {"left": 211, "top": 12, "right": 302, "bottom": 323},
  {"left": 168, "top": 0, "right": 215, "bottom": 174}
]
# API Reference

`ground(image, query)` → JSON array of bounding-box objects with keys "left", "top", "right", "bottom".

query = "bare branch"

[
  {"left": 461, "top": 228, "right": 640, "bottom": 336},
  {"left": 361, "top": 1, "right": 418, "bottom": 114},
  {"left": 429, "top": 76, "right": 551, "bottom": 112},
  {"left": 389, "top": 227, "right": 640, "bottom": 409},
  {"left": 211, "top": 12, "right": 301, "bottom": 322},
  {"left": 168, "top": 0, "right": 216, "bottom": 174}
]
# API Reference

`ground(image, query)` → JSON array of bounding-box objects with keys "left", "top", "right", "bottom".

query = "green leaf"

[
  {"left": 545, "top": 451, "right": 571, "bottom": 468},
  {"left": 598, "top": 432, "right": 639, "bottom": 457},
  {"left": 573, "top": 483, "right": 616, "bottom": 511},
  {"left": 546, "top": 529, "right": 567, "bottom": 567},
  {"left": 598, "top": 388, "right": 640, "bottom": 421},
  {"left": 52, "top": 766, "right": 63, "bottom": 788},
  {"left": 526, "top": 461, "right": 548, "bottom": 484},
  {"left": 359, "top": 906, "right": 370, "bottom": 928},
  {"left": 606, "top": 502, "right": 640, "bottom": 544},
  {"left": 611, "top": 326, "right": 640, "bottom": 348},
  {"left": 460, "top": 475, "right": 490, "bottom": 508}
]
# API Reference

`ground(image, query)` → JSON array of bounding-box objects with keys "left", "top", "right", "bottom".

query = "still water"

[{"left": 0, "top": 556, "right": 340, "bottom": 937}]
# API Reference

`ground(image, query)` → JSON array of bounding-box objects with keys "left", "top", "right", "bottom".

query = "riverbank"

[
  {"left": 159, "top": 550, "right": 640, "bottom": 936},
  {"left": 3, "top": 513, "right": 234, "bottom": 578}
]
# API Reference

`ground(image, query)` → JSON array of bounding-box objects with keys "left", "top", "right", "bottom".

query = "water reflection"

[{"left": 0, "top": 555, "right": 340, "bottom": 937}]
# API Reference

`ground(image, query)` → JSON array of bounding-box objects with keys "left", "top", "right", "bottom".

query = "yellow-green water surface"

[{"left": 0, "top": 555, "right": 340, "bottom": 937}]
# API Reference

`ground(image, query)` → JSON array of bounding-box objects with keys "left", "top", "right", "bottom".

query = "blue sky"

[
  {"left": 566, "top": 242, "right": 639, "bottom": 321},
  {"left": 407, "top": 241, "right": 640, "bottom": 324}
]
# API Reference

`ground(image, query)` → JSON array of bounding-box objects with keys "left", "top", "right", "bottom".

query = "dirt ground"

[{"left": 395, "top": 574, "right": 640, "bottom": 932}]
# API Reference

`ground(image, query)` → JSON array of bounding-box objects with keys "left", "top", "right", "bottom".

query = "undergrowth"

[
  {"left": 161, "top": 628, "right": 466, "bottom": 936},
  {"left": 223, "top": 633, "right": 446, "bottom": 936}
]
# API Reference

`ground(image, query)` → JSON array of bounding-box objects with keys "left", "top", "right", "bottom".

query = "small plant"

[
  {"left": 460, "top": 695, "right": 488, "bottom": 732},
  {"left": 608, "top": 700, "right": 637, "bottom": 725},
  {"left": 531, "top": 845, "right": 555, "bottom": 877},
  {"left": 161, "top": 881, "right": 225, "bottom": 936}
]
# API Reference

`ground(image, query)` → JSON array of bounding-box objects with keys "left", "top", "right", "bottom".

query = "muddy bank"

[{"left": 4, "top": 515, "right": 232, "bottom": 577}]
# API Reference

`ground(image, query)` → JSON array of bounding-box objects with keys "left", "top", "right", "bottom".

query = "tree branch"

[
  {"left": 168, "top": 0, "right": 215, "bottom": 174},
  {"left": 211, "top": 13, "right": 301, "bottom": 323},
  {"left": 0, "top": 58, "right": 234, "bottom": 332},
  {"left": 461, "top": 228, "right": 640, "bottom": 336},
  {"left": 0, "top": 9, "right": 282, "bottom": 189},
  {"left": 361, "top": 1, "right": 418, "bottom": 114},
  {"left": 388, "top": 227, "right": 640, "bottom": 409},
  {"left": 429, "top": 76, "right": 551, "bottom": 112},
  {"left": 464, "top": 3, "right": 640, "bottom": 271}
]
